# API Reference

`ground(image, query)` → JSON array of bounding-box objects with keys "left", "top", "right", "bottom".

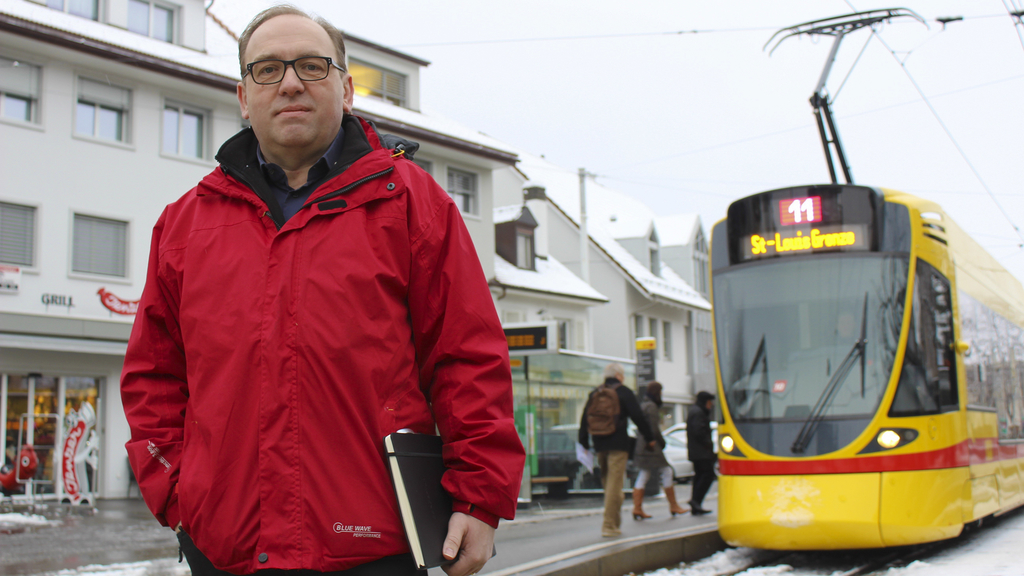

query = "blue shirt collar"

[{"left": 256, "top": 124, "right": 346, "bottom": 193}]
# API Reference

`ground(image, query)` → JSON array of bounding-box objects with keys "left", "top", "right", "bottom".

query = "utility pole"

[{"left": 578, "top": 168, "right": 590, "bottom": 283}]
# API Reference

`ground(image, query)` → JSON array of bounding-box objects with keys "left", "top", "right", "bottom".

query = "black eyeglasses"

[{"left": 243, "top": 57, "right": 346, "bottom": 85}]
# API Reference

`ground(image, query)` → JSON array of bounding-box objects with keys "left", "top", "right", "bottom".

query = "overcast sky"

[{"left": 215, "top": 0, "right": 1024, "bottom": 285}]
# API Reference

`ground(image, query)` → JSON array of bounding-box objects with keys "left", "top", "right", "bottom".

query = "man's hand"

[{"left": 442, "top": 511, "right": 495, "bottom": 576}]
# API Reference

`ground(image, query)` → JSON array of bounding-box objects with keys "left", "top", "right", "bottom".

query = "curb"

[{"left": 485, "top": 522, "right": 724, "bottom": 576}]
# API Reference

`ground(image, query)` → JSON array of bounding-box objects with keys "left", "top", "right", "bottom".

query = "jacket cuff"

[{"left": 452, "top": 499, "right": 500, "bottom": 529}]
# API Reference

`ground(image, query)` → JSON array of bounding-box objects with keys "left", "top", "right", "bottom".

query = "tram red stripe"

[{"left": 721, "top": 438, "right": 1023, "bottom": 476}]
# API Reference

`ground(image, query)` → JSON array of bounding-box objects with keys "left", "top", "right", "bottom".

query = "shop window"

[
  {"left": 76, "top": 78, "right": 131, "bottom": 143},
  {"left": 162, "top": 101, "right": 206, "bottom": 159},
  {"left": 0, "top": 57, "right": 41, "bottom": 123},
  {"left": 128, "top": 0, "right": 175, "bottom": 42},
  {"left": 0, "top": 202, "right": 35, "bottom": 266},
  {"left": 46, "top": 0, "right": 98, "bottom": 20},
  {"left": 72, "top": 213, "right": 128, "bottom": 277},
  {"left": 349, "top": 59, "right": 407, "bottom": 107},
  {"left": 890, "top": 259, "right": 959, "bottom": 416}
]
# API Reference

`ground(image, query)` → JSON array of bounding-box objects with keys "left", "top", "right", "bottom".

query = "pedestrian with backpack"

[{"left": 578, "top": 363, "right": 657, "bottom": 537}]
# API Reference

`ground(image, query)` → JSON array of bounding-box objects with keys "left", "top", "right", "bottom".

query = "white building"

[
  {"left": 507, "top": 151, "right": 712, "bottom": 427},
  {"left": 0, "top": 0, "right": 519, "bottom": 500}
]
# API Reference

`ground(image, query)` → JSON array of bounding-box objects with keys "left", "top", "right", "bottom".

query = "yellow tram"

[{"left": 710, "top": 184, "right": 1024, "bottom": 549}]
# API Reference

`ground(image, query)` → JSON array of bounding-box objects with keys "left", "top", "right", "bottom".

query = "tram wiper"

[
  {"left": 734, "top": 335, "right": 770, "bottom": 418},
  {"left": 791, "top": 294, "right": 869, "bottom": 454}
]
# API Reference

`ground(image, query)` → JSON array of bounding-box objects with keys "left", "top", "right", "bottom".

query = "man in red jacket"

[{"left": 120, "top": 6, "right": 524, "bottom": 576}]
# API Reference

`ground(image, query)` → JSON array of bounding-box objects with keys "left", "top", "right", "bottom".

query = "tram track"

[{"left": 710, "top": 540, "right": 947, "bottom": 576}]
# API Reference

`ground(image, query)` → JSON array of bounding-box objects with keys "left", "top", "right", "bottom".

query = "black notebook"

[{"left": 384, "top": 432, "right": 454, "bottom": 570}]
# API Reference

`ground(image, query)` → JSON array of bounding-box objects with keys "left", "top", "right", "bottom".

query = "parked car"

[
  {"left": 661, "top": 434, "right": 694, "bottom": 482},
  {"left": 663, "top": 421, "right": 719, "bottom": 454}
]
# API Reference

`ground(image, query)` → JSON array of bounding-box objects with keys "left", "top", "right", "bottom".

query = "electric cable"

[
  {"left": 871, "top": 29, "right": 1024, "bottom": 246},
  {"left": 1003, "top": 0, "right": 1024, "bottom": 54},
  {"left": 832, "top": 32, "right": 873, "bottom": 102}
]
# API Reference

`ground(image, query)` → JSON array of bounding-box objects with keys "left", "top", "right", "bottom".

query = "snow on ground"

[
  {"left": 636, "top": 548, "right": 779, "bottom": 576},
  {"left": 639, "top": 509, "right": 1024, "bottom": 576},
  {"left": 0, "top": 512, "right": 58, "bottom": 528},
  {"left": 49, "top": 559, "right": 189, "bottom": 576},
  {"left": 876, "top": 510, "right": 1024, "bottom": 576}
]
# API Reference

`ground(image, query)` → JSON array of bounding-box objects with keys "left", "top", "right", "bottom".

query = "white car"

[
  {"left": 663, "top": 421, "right": 719, "bottom": 454},
  {"left": 661, "top": 434, "right": 694, "bottom": 482}
]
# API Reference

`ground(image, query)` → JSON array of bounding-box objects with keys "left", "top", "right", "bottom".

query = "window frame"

[
  {"left": 161, "top": 99, "right": 209, "bottom": 160},
  {"left": 0, "top": 200, "right": 39, "bottom": 269},
  {"left": 349, "top": 59, "right": 408, "bottom": 108},
  {"left": 663, "top": 320, "right": 673, "bottom": 361},
  {"left": 127, "top": 0, "right": 177, "bottom": 43},
  {"left": 446, "top": 167, "right": 479, "bottom": 216},
  {"left": 0, "top": 56, "right": 42, "bottom": 125},
  {"left": 46, "top": 0, "right": 99, "bottom": 20},
  {"left": 69, "top": 211, "right": 131, "bottom": 281},
  {"left": 74, "top": 76, "right": 132, "bottom": 144}
]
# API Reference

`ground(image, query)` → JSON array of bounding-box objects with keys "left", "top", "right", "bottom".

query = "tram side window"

[{"left": 890, "top": 260, "right": 959, "bottom": 416}]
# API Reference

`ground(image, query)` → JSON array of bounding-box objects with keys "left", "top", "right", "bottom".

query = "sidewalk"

[{"left": 0, "top": 490, "right": 718, "bottom": 576}]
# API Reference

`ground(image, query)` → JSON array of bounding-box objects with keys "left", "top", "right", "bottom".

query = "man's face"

[{"left": 237, "top": 14, "right": 353, "bottom": 163}]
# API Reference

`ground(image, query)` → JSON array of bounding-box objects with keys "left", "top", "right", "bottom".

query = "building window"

[
  {"left": 162, "top": 102, "right": 205, "bottom": 158},
  {"left": 516, "top": 230, "right": 534, "bottom": 270},
  {"left": 693, "top": 228, "right": 709, "bottom": 295},
  {"left": 0, "top": 58, "right": 40, "bottom": 123},
  {"left": 413, "top": 158, "right": 433, "bottom": 176},
  {"left": 72, "top": 214, "right": 128, "bottom": 277},
  {"left": 76, "top": 78, "right": 130, "bottom": 142},
  {"left": 349, "top": 60, "right": 407, "bottom": 107},
  {"left": 0, "top": 202, "right": 35, "bottom": 266},
  {"left": 46, "top": 0, "right": 98, "bottom": 20},
  {"left": 663, "top": 321, "right": 673, "bottom": 361},
  {"left": 634, "top": 314, "right": 644, "bottom": 339},
  {"left": 447, "top": 168, "right": 477, "bottom": 215},
  {"left": 649, "top": 317, "right": 659, "bottom": 348},
  {"left": 557, "top": 319, "right": 572, "bottom": 350},
  {"left": 128, "top": 0, "right": 174, "bottom": 42}
]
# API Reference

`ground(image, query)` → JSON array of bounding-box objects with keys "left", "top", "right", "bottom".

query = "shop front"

[{"left": 511, "top": 350, "right": 636, "bottom": 495}]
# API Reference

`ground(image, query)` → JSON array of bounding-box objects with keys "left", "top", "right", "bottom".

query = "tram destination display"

[{"left": 726, "top": 185, "right": 881, "bottom": 264}]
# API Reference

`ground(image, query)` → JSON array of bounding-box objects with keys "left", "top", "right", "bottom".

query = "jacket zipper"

[{"left": 308, "top": 166, "right": 394, "bottom": 209}]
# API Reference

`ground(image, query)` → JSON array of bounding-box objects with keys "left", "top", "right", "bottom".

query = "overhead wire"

[
  {"left": 1004, "top": 0, "right": 1024, "bottom": 54},
  {"left": 842, "top": 0, "right": 1024, "bottom": 247}
]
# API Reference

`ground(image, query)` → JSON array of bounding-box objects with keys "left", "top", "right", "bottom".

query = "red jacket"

[{"left": 121, "top": 116, "right": 524, "bottom": 573}]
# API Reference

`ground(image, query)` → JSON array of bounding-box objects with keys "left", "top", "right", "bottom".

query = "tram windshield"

[{"left": 714, "top": 254, "right": 909, "bottom": 422}]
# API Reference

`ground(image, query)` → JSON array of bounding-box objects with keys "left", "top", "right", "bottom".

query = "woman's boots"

[
  {"left": 632, "top": 488, "right": 652, "bottom": 520},
  {"left": 663, "top": 485, "right": 689, "bottom": 517}
]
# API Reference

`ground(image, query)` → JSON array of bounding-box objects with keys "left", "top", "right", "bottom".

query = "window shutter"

[
  {"left": 0, "top": 202, "right": 35, "bottom": 266},
  {"left": 79, "top": 78, "right": 130, "bottom": 109},
  {"left": 0, "top": 58, "right": 40, "bottom": 98},
  {"left": 73, "top": 214, "right": 127, "bottom": 276}
]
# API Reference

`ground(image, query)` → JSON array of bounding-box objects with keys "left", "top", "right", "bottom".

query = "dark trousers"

[
  {"left": 177, "top": 532, "right": 421, "bottom": 576},
  {"left": 690, "top": 460, "right": 717, "bottom": 507}
]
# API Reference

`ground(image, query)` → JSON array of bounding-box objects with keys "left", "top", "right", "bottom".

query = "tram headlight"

[
  {"left": 877, "top": 429, "right": 902, "bottom": 449},
  {"left": 720, "top": 435, "right": 735, "bottom": 453}
]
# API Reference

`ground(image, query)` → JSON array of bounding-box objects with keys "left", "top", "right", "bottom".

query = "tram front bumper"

[{"left": 718, "top": 472, "right": 884, "bottom": 550}]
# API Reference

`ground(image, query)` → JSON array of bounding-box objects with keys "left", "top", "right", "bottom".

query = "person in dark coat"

[
  {"left": 578, "top": 363, "right": 656, "bottom": 537},
  {"left": 631, "top": 382, "right": 688, "bottom": 519},
  {"left": 687, "top": 391, "right": 717, "bottom": 515}
]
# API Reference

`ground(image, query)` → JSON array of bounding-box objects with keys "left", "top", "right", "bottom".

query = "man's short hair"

[
  {"left": 237, "top": 4, "right": 348, "bottom": 78},
  {"left": 603, "top": 363, "right": 625, "bottom": 382}
]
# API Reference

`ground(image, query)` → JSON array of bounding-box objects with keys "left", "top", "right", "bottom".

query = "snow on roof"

[
  {"left": 655, "top": 214, "right": 701, "bottom": 247},
  {"left": 0, "top": 0, "right": 240, "bottom": 78},
  {"left": 1, "top": 1, "right": 517, "bottom": 157},
  {"left": 515, "top": 151, "right": 710, "bottom": 311},
  {"left": 494, "top": 205, "right": 524, "bottom": 224},
  {"left": 494, "top": 255, "right": 608, "bottom": 303}
]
